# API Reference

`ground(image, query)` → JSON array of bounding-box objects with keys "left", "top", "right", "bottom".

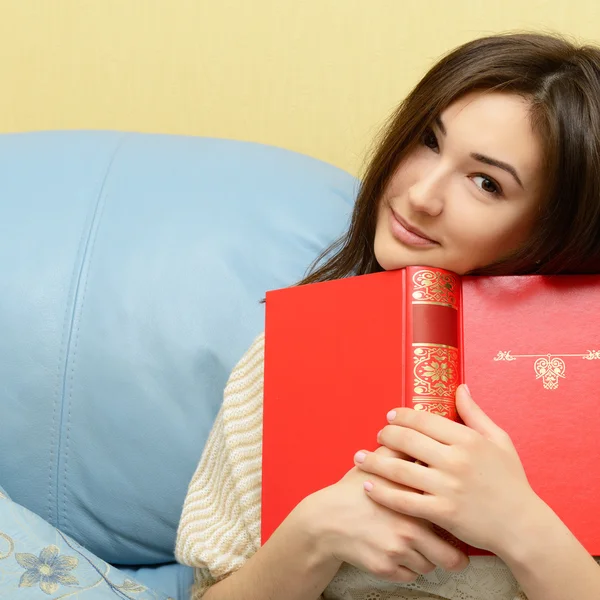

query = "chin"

[
  {"left": 375, "top": 257, "right": 406, "bottom": 272},
  {"left": 375, "top": 249, "right": 455, "bottom": 274},
  {"left": 373, "top": 250, "right": 411, "bottom": 272},
  {"left": 374, "top": 236, "right": 458, "bottom": 273}
]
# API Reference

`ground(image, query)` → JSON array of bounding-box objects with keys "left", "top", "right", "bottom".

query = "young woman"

[{"left": 176, "top": 33, "right": 600, "bottom": 600}]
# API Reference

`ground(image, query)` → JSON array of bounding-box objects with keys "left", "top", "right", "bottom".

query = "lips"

[{"left": 390, "top": 209, "right": 439, "bottom": 245}]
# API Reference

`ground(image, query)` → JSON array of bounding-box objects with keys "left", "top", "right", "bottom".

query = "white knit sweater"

[{"left": 175, "top": 333, "right": 592, "bottom": 599}]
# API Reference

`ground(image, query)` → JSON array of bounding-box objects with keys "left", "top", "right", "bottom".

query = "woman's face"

[{"left": 374, "top": 91, "right": 544, "bottom": 275}]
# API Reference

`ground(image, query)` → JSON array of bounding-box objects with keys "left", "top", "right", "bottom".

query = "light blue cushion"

[
  {"left": 0, "top": 491, "right": 172, "bottom": 598},
  {"left": 0, "top": 132, "right": 356, "bottom": 567},
  {"left": 118, "top": 563, "right": 195, "bottom": 600}
]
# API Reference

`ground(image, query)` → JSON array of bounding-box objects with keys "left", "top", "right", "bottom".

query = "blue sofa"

[{"left": 0, "top": 131, "right": 356, "bottom": 598}]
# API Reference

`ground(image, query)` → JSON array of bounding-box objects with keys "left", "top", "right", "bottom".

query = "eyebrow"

[{"left": 434, "top": 116, "right": 524, "bottom": 189}]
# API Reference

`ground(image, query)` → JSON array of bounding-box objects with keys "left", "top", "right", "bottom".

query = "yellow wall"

[{"left": 1, "top": 1, "right": 599, "bottom": 175}]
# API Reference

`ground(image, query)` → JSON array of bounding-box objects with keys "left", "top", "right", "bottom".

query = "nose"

[{"left": 407, "top": 168, "right": 445, "bottom": 217}]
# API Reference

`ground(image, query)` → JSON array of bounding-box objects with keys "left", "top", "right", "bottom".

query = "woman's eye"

[
  {"left": 422, "top": 128, "right": 439, "bottom": 152},
  {"left": 472, "top": 175, "right": 502, "bottom": 196}
]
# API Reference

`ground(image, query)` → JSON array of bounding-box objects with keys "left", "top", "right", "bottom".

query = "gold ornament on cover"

[
  {"left": 534, "top": 356, "right": 566, "bottom": 390},
  {"left": 494, "top": 349, "right": 600, "bottom": 390}
]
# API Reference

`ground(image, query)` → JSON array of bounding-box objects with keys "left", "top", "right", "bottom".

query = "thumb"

[{"left": 455, "top": 384, "right": 498, "bottom": 438}]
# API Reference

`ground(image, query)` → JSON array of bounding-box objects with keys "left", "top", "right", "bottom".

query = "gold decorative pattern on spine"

[
  {"left": 411, "top": 269, "right": 460, "bottom": 309},
  {"left": 494, "top": 350, "right": 600, "bottom": 390},
  {"left": 413, "top": 345, "right": 459, "bottom": 418}
]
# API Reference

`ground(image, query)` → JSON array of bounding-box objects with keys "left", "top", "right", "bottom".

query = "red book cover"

[{"left": 262, "top": 268, "right": 600, "bottom": 555}]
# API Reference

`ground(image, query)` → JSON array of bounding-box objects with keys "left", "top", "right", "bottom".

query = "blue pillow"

[
  {"left": 0, "top": 132, "right": 357, "bottom": 565},
  {"left": 0, "top": 490, "right": 172, "bottom": 599}
]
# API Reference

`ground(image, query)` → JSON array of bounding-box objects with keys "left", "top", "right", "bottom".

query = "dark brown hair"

[{"left": 298, "top": 32, "right": 600, "bottom": 285}]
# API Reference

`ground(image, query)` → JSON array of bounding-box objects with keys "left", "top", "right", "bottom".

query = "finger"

[
  {"left": 455, "top": 384, "right": 503, "bottom": 439},
  {"left": 343, "top": 466, "right": 416, "bottom": 494},
  {"left": 354, "top": 450, "right": 439, "bottom": 494},
  {"left": 402, "top": 550, "right": 437, "bottom": 575},
  {"left": 362, "top": 477, "right": 438, "bottom": 521},
  {"left": 373, "top": 444, "right": 411, "bottom": 460},
  {"left": 377, "top": 425, "right": 446, "bottom": 467},
  {"left": 413, "top": 528, "right": 469, "bottom": 572},
  {"left": 382, "top": 565, "right": 420, "bottom": 584},
  {"left": 386, "top": 406, "right": 467, "bottom": 445},
  {"left": 368, "top": 471, "right": 415, "bottom": 493}
]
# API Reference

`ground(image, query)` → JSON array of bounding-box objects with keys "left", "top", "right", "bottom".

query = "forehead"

[{"left": 440, "top": 92, "right": 542, "bottom": 180}]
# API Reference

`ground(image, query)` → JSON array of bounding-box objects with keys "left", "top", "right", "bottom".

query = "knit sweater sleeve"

[{"left": 175, "top": 333, "right": 266, "bottom": 598}]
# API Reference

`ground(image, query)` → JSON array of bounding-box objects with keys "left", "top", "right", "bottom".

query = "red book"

[{"left": 262, "top": 267, "right": 600, "bottom": 555}]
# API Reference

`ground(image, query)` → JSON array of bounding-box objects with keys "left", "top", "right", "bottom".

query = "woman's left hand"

[{"left": 353, "top": 384, "right": 543, "bottom": 556}]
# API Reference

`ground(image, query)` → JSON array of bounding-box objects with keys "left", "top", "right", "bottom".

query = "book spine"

[
  {"left": 404, "top": 267, "right": 467, "bottom": 553},
  {"left": 404, "top": 267, "right": 462, "bottom": 418}
]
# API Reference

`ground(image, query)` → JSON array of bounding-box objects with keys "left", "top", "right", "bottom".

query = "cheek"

[
  {"left": 454, "top": 208, "right": 535, "bottom": 261},
  {"left": 383, "top": 154, "right": 423, "bottom": 198},
  {"left": 384, "top": 171, "right": 406, "bottom": 200},
  {"left": 491, "top": 208, "right": 536, "bottom": 246}
]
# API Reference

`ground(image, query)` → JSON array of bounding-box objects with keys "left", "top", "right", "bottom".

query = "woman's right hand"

[{"left": 293, "top": 446, "right": 469, "bottom": 583}]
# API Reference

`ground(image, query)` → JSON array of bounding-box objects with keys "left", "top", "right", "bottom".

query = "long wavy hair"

[{"left": 297, "top": 32, "right": 600, "bottom": 286}]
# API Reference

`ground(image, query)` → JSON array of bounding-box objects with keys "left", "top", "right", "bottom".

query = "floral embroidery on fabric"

[
  {"left": 0, "top": 488, "right": 176, "bottom": 598},
  {"left": 119, "top": 578, "right": 150, "bottom": 593},
  {"left": 16, "top": 544, "right": 79, "bottom": 595}
]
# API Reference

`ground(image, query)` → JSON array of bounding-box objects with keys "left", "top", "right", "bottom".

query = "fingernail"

[
  {"left": 354, "top": 451, "right": 367, "bottom": 463},
  {"left": 377, "top": 429, "right": 383, "bottom": 441},
  {"left": 387, "top": 410, "right": 397, "bottom": 422},
  {"left": 363, "top": 481, "right": 374, "bottom": 492},
  {"left": 463, "top": 384, "right": 471, "bottom": 396}
]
